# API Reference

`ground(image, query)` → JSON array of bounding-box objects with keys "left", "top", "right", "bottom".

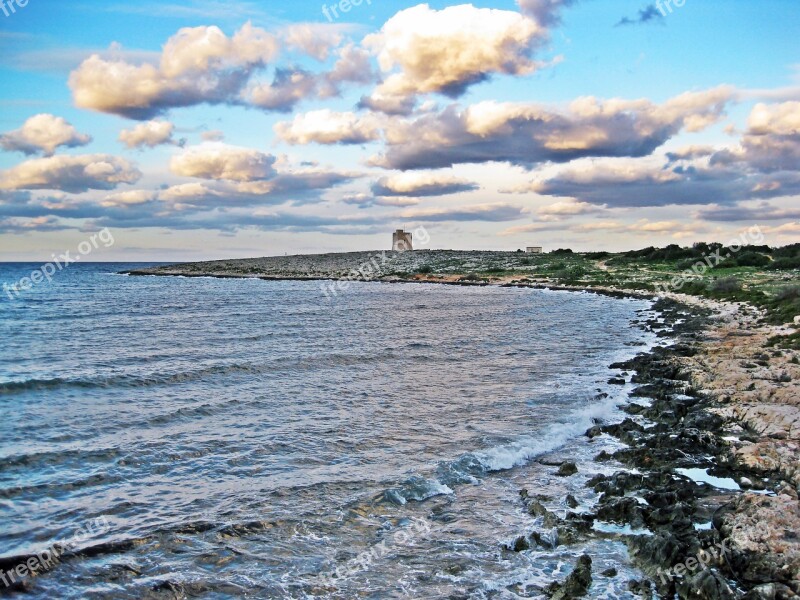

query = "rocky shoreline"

[{"left": 510, "top": 294, "right": 799, "bottom": 599}]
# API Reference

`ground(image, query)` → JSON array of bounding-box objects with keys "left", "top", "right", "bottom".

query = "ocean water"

[{"left": 0, "top": 263, "right": 661, "bottom": 599}]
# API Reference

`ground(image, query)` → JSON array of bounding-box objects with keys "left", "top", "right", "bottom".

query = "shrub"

[
  {"left": 555, "top": 265, "right": 587, "bottom": 282},
  {"left": 711, "top": 277, "right": 742, "bottom": 293},
  {"left": 766, "top": 257, "right": 800, "bottom": 270},
  {"left": 775, "top": 286, "right": 800, "bottom": 302},
  {"left": 418, "top": 265, "right": 433, "bottom": 274},
  {"left": 733, "top": 251, "right": 771, "bottom": 268}
]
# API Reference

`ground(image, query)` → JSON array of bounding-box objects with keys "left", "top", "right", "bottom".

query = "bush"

[
  {"left": 775, "top": 286, "right": 800, "bottom": 302},
  {"left": 551, "top": 248, "right": 574, "bottom": 255},
  {"left": 773, "top": 243, "right": 800, "bottom": 259},
  {"left": 711, "top": 277, "right": 742, "bottom": 293},
  {"left": 555, "top": 265, "right": 587, "bottom": 282},
  {"left": 766, "top": 257, "right": 800, "bottom": 270},
  {"left": 733, "top": 251, "right": 771, "bottom": 268},
  {"left": 418, "top": 265, "right": 433, "bottom": 274}
]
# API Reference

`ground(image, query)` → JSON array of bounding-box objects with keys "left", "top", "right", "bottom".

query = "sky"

[{"left": 0, "top": 0, "right": 798, "bottom": 261}]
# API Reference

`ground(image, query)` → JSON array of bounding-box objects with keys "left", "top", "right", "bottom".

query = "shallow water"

[{"left": 0, "top": 263, "right": 659, "bottom": 598}]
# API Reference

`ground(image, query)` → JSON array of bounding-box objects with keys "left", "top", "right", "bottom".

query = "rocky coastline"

[{"left": 509, "top": 294, "right": 799, "bottom": 599}]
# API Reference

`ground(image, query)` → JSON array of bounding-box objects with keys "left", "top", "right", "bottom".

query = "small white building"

[{"left": 526, "top": 246, "right": 543, "bottom": 254}]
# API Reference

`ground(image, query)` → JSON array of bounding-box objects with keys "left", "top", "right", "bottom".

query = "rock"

[
  {"left": 743, "top": 582, "right": 797, "bottom": 599},
  {"left": 512, "top": 535, "right": 530, "bottom": 552},
  {"left": 627, "top": 579, "right": 654, "bottom": 599},
  {"left": 676, "top": 568, "right": 737, "bottom": 600},
  {"left": 715, "top": 493, "right": 800, "bottom": 586},
  {"left": 608, "top": 377, "right": 626, "bottom": 385},
  {"left": 557, "top": 462, "right": 579, "bottom": 477},
  {"left": 585, "top": 426, "right": 603, "bottom": 439},
  {"left": 566, "top": 494, "right": 579, "bottom": 509},
  {"left": 548, "top": 555, "right": 593, "bottom": 599},
  {"left": 600, "top": 567, "right": 618, "bottom": 577}
]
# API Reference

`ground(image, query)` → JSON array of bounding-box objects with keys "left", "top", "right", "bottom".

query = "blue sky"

[{"left": 0, "top": 0, "right": 798, "bottom": 260}]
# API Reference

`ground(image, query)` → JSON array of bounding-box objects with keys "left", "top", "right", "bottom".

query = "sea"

[{"left": 0, "top": 262, "right": 665, "bottom": 599}]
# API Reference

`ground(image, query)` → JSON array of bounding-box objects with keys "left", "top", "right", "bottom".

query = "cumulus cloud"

[
  {"left": 372, "top": 87, "right": 734, "bottom": 170},
  {"left": 101, "top": 189, "right": 157, "bottom": 207},
  {"left": 522, "top": 156, "right": 748, "bottom": 207},
  {"left": 362, "top": 4, "right": 545, "bottom": 105},
  {"left": 69, "top": 23, "right": 279, "bottom": 119},
  {"left": 0, "top": 216, "right": 69, "bottom": 234},
  {"left": 537, "top": 198, "right": 606, "bottom": 219},
  {"left": 371, "top": 172, "right": 479, "bottom": 197},
  {"left": 0, "top": 154, "right": 141, "bottom": 193},
  {"left": 246, "top": 68, "right": 319, "bottom": 112},
  {"left": 162, "top": 162, "right": 361, "bottom": 207},
  {"left": 282, "top": 23, "right": 345, "bottom": 61},
  {"left": 170, "top": 143, "right": 277, "bottom": 182},
  {"left": 0, "top": 114, "right": 92, "bottom": 156},
  {"left": 720, "top": 101, "right": 800, "bottom": 172},
  {"left": 274, "top": 110, "right": 382, "bottom": 145},
  {"left": 119, "top": 120, "right": 177, "bottom": 148}
]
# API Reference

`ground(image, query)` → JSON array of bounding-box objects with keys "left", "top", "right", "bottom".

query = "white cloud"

[
  {"left": 119, "top": 120, "right": 176, "bottom": 148},
  {"left": 371, "top": 172, "right": 479, "bottom": 196},
  {"left": 362, "top": 4, "right": 545, "bottom": 103},
  {"left": 0, "top": 114, "right": 92, "bottom": 156},
  {"left": 101, "top": 189, "right": 157, "bottom": 207},
  {"left": 275, "top": 110, "right": 382, "bottom": 145},
  {"left": 170, "top": 143, "right": 277, "bottom": 182},
  {"left": 69, "top": 23, "right": 279, "bottom": 119},
  {"left": 0, "top": 154, "right": 141, "bottom": 193},
  {"left": 283, "top": 23, "right": 345, "bottom": 61},
  {"left": 373, "top": 87, "right": 734, "bottom": 170}
]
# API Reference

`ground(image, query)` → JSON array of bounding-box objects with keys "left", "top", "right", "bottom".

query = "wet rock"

[
  {"left": 512, "top": 535, "right": 530, "bottom": 552},
  {"left": 676, "top": 568, "right": 738, "bottom": 600},
  {"left": 595, "top": 497, "right": 647, "bottom": 529},
  {"left": 585, "top": 426, "right": 602, "bottom": 439},
  {"left": 601, "top": 567, "right": 618, "bottom": 577},
  {"left": 608, "top": 377, "right": 626, "bottom": 385},
  {"left": 566, "top": 494, "right": 579, "bottom": 509},
  {"left": 627, "top": 578, "right": 654, "bottom": 598},
  {"left": 547, "top": 554, "right": 593, "bottom": 599},
  {"left": 557, "top": 462, "right": 578, "bottom": 477}
]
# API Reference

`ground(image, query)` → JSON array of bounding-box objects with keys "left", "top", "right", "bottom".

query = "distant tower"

[{"left": 392, "top": 229, "right": 413, "bottom": 251}]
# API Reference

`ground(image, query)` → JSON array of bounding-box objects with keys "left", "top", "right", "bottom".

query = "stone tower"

[{"left": 392, "top": 229, "right": 413, "bottom": 251}]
